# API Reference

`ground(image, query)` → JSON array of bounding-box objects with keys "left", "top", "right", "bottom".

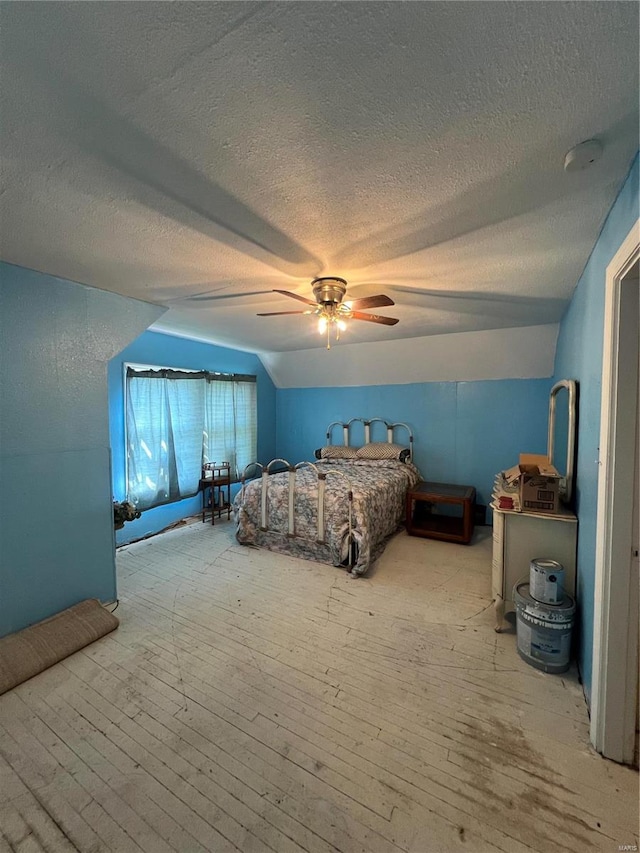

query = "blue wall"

[
  {"left": 276, "top": 379, "right": 552, "bottom": 510},
  {"left": 0, "top": 262, "right": 162, "bottom": 636},
  {"left": 553, "top": 153, "right": 639, "bottom": 701},
  {"left": 108, "top": 330, "right": 277, "bottom": 544}
]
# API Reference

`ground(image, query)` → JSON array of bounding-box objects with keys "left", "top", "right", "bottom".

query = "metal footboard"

[{"left": 239, "top": 459, "right": 355, "bottom": 566}]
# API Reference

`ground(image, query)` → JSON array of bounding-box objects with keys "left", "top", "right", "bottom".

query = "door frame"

[{"left": 590, "top": 219, "right": 640, "bottom": 763}]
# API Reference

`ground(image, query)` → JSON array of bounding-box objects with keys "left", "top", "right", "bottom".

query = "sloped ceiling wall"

[
  {"left": 0, "top": 263, "right": 165, "bottom": 636},
  {"left": 260, "top": 324, "right": 559, "bottom": 388}
]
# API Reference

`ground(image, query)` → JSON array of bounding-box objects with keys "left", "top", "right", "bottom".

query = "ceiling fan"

[{"left": 257, "top": 277, "right": 399, "bottom": 349}]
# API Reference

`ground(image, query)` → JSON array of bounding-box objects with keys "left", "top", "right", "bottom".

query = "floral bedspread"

[{"left": 234, "top": 458, "right": 422, "bottom": 576}]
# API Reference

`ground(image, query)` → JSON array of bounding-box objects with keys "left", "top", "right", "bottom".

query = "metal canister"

[
  {"left": 529, "top": 558, "right": 565, "bottom": 605},
  {"left": 514, "top": 581, "right": 575, "bottom": 673}
]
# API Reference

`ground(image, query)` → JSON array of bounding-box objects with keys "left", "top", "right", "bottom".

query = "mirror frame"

[{"left": 548, "top": 379, "right": 577, "bottom": 504}]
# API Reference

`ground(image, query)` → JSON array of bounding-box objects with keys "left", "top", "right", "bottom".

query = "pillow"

[
  {"left": 356, "top": 442, "right": 410, "bottom": 461},
  {"left": 315, "top": 445, "right": 360, "bottom": 459}
]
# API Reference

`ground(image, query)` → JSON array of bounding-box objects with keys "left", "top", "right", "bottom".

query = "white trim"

[{"left": 591, "top": 219, "right": 640, "bottom": 763}]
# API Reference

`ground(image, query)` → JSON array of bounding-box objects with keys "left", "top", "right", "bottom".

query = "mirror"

[{"left": 548, "top": 380, "right": 577, "bottom": 505}]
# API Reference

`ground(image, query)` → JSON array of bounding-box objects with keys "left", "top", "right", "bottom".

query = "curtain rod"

[{"left": 126, "top": 367, "right": 256, "bottom": 383}]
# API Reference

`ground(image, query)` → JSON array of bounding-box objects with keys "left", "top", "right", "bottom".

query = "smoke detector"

[{"left": 564, "top": 139, "right": 603, "bottom": 172}]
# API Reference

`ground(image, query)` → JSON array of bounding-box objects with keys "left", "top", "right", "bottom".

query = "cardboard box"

[{"left": 503, "top": 454, "right": 561, "bottom": 514}]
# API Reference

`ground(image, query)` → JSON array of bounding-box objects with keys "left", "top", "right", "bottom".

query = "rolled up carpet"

[{"left": 0, "top": 599, "right": 119, "bottom": 695}]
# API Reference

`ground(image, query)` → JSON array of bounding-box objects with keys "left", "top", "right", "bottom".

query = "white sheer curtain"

[
  {"left": 126, "top": 375, "right": 173, "bottom": 510},
  {"left": 127, "top": 372, "right": 205, "bottom": 509},
  {"left": 204, "top": 378, "right": 257, "bottom": 480},
  {"left": 233, "top": 380, "right": 258, "bottom": 478},
  {"left": 166, "top": 377, "right": 205, "bottom": 498},
  {"left": 126, "top": 369, "right": 256, "bottom": 509}
]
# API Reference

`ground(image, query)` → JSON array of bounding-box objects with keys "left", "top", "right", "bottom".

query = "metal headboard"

[{"left": 325, "top": 417, "right": 414, "bottom": 461}]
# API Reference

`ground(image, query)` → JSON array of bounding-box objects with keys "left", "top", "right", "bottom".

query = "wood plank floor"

[{"left": 1, "top": 521, "right": 638, "bottom": 853}]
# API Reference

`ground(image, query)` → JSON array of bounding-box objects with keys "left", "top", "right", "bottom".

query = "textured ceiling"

[{"left": 1, "top": 2, "right": 638, "bottom": 354}]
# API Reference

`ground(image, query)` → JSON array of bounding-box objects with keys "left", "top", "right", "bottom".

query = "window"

[{"left": 125, "top": 367, "right": 257, "bottom": 510}]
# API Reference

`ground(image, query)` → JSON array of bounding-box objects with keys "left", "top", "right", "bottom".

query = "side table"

[
  {"left": 406, "top": 481, "right": 476, "bottom": 545},
  {"left": 200, "top": 462, "right": 232, "bottom": 524}
]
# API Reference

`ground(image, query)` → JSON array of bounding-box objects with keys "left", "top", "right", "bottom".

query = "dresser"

[
  {"left": 492, "top": 503, "right": 577, "bottom": 631},
  {"left": 492, "top": 379, "right": 579, "bottom": 631}
]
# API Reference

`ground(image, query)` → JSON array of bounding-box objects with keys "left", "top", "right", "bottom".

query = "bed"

[{"left": 234, "top": 418, "right": 422, "bottom": 576}]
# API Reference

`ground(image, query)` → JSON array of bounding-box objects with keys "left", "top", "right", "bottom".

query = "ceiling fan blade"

[
  {"left": 256, "top": 310, "right": 312, "bottom": 317},
  {"left": 273, "top": 289, "right": 317, "bottom": 306},
  {"left": 181, "top": 290, "right": 271, "bottom": 303},
  {"left": 346, "top": 294, "right": 394, "bottom": 311},
  {"left": 351, "top": 311, "right": 399, "bottom": 326}
]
